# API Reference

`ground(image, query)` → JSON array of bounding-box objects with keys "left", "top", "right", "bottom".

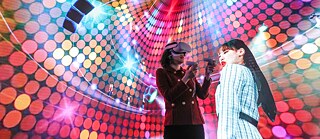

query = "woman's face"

[
  {"left": 171, "top": 53, "right": 186, "bottom": 65},
  {"left": 218, "top": 47, "right": 244, "bottom": 67}
]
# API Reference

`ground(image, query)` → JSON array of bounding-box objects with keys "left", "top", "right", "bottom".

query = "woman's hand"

[
  {"left": 181, "top": 64, "right": 198, "bottom": 83},
  {"left": 205, "top": 62, "right": 215, "bottom": 80}
]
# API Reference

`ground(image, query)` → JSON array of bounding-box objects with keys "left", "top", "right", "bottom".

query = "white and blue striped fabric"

[{"left": 215, "top": 64, "right": 262, "bottom": 139}]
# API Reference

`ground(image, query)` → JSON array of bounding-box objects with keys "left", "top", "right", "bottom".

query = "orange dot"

[
  {"left": 269, "top": 26, "right": 280, "bottom": 35},
  {"left": 46, "top": 75, "right": 58, "bottom": 87},
  {"left": 0, "top": 41, "right": 14, "bottom": 57},
  {"left": 276, "top": 33, "right": 288, "bottom": 43},
  {"left": 0, "top": 18, "right": 17, "bottom": 33},
  {"left": 20, "top": 115, "right": 36, "bottom": 131},
  {"left": 0, "top": 87, "right": 17, "bottom": 105},
  {"left": 44, "top": 58, "right": 56, "bottom": 70},
  {"left": 3, "top": 110, "right": 22, "bottom": 128},
  {"left": 14, "top": 94, "right": 31, "bottom": 110},
  {"left": 80, "top": 129, "right": 90, "bottom": 139},
  {"left": 35, "top": 69, "right": 48, "bottom": 81},
  {"left": 2, "top": 0, "right": 21, "bottom": 10},
  {"left": 11, "top": 73, "right": 28, "bottom": 88},
  {"left": 266, "top": 39, "right": 277, "bottom": 48}
]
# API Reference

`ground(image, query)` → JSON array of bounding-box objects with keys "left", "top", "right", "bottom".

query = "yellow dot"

[
  {"left": 89, "top": 131, "right": 98, "bottom": 139},
  {"left": 14, "top": 94, "right": 31, "bottom": 110},
  {"left": 178, "top": 27, "right": 183, "bottom": 33},
  {"left": 83, "top": 46, "right": 91, "bottom": 55},
  {"left": 83, "top": 59, "right": 92, "bottom": 68},
  {"left": 62, "top": 40, "right": 72, "bottom": 50},
  {"left": 94, "top": 46, "right": 102, "bottom": 53},
  {"left": 310, "top": 52, "right": 320, "bottom": 64},
  {"left": 80, "top": 129, "right": 89, "bottom": 139},
  {"left": 288, "top": 49, "right": 303, "bottom": 60},
  {"left": 296, "top": 58, "right": 311, "bottom": 69},
  {"left": 95, "top": 57, "right": 102, "bottom": 65}
]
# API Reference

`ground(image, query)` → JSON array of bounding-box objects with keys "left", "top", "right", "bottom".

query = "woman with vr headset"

[{"left": 156, "top": 42, "right": 214, "bottom": 139}]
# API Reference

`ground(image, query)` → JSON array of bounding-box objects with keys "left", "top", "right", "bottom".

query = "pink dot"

[
  {"left": 34, "top": 49, "right": 47, "bottom": 62},
  {"left": 272, "top": 126, "right": 287, "bottom": 138},
  {"left": 34, "top": 31, "right": 48, "bottom": 44},
  {"left": 22, "top": 40, "right": 38, "bottom": 54}
]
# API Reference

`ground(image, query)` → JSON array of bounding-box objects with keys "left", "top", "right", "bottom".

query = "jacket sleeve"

[
  {"left": 156, "top": 68, "right": 190, "bottom": 102},
  {"left": 195, "top": 77, "right": 212, "bottom": 99},
  {"left": 218, "top": 64, "right": 245, "bottom": 138}
]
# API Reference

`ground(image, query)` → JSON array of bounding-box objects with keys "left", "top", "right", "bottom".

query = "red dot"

[
  {"left": 49, "top": 92, "right": 61, "bottom": 105},
  {"left": 311, "top": 107, "right": 320, "bottom": 119},
  {"left": 288, "top": 14, "right": 302, "bottom": 23},
  {"left": 29, "top": 99, "right": 44, "bottom": 115},
  {"left": 92, "top": 120, "right": 100, "bottom": 131},
  {"left": 35, "top": 119, "right": 49, "bottom": 134},
  {"left": 286, "top": 124, "right": 302, "bottom": 136},
  {"left": 12, "top": 132, "right": 28, "bottom": 139},
  {"left": 74, "top": 116, "right": 84, "bottom": 127},
  {"left": 295, "top": 110, "right": 312, "bottom": 122},
  {"left": 20, "top": 115, "right": 36, "bottom": 131},
  {"left": 70, "top": 128, "right": 80, "bottom": 139},
  {"left": 83, "top": 118, "right": 93, "bottom": 129},
  {"left": 23, "top": 60, "right": 38, "bottom": 74},
  {"left": 47, "top": 122, "right": 60, "bottom": 136},
  {"left": 108, "top": 125, "right": 115, "bottom": 133},
  {"left": 280, "top": 112, "right": 296, "bottom": 124},
  {"left": 42, "top": 104, "right": 55, "bottom": 119},
  {"left": 288, "top": 98, "right": 304, "bottom": 110},
  {"left": 100, "top": 122, "right": 108, "bottom": 132},
  {"left": 0, "top": 41, "right": 14, "bottom": 57},
  {"left": 37, "top": 87, "right": 51, "bottom": 100},
  {"left": 87, "top": 108, "right": 96, "bottom": 118},
  {"left": 24, "top": 80, "right": 40, "bottom": 95},
  {"left": 276, "top": 101, "right": 289, "bottom": 112},
  {"left": 59, "top": 125, "right": 71, "bottom": 138},
  {"left": 0, "top": 129, "right": 11, "bottom": 139},
  {"left": 302, "top": 122, "right": 320, "bottom": 136},
  {"left": 0, "top": 64, "right": 14, "bottom": 81},
  {"left": 272, "top": 14, "right": 283, "bottom": 22},
  {"left": 9, "top": 51, "right": 26, "bottom": 66}
]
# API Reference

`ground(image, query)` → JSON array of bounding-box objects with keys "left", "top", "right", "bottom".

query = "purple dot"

[{"left": 272, "top": 126, "right": 287, "bottom": 138}]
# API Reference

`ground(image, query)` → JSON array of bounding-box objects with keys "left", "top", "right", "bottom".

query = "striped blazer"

[{"left": 215, "top": 64, "right": 262, "bottom": 139}]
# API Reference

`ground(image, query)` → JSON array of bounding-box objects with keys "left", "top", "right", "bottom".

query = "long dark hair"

[
  {"left": 219, "top": 39, "right": 277, "bottom": 122},
  {"left": 160, "top": 49, "right": 172, "bottom": 69}
]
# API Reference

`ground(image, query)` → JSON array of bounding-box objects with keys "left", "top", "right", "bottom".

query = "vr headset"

[{"left": 164, "top": 42, "right": 192, "bottom": 56}]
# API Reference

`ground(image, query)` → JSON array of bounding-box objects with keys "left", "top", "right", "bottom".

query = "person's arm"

[
  {"left": 195, "top": 77, "right": 212, "bottom": 99},
  {"left": 156, "top": 68, "right": 190, "bottom": 102},
  {"left": 218, "top": 64, "right": 245, "bottom": 138}
]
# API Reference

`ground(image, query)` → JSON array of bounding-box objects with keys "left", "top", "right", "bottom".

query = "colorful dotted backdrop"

[{"left": 0, "top": 0, "right": 319, "bottom": 138}]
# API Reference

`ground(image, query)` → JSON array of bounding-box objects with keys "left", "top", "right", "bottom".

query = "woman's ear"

[{"left": 237, "top": 48, "right": 245, "bottom": 56}]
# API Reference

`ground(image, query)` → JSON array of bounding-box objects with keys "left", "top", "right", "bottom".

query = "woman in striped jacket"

[{"left": 215, "top": 39, "right": 277, "bottom": 139}]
